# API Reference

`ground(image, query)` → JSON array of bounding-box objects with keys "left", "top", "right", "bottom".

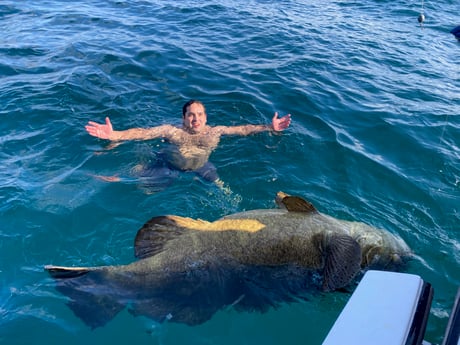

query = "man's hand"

[
  {"left": 85, "top": 117, "right": 114, "bottom": 139},
  {"left": 272, "top": 112, "right": 291, "bottom": 131}
]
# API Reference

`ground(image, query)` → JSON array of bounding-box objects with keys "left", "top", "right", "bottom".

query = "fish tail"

[{"left": 45, "top": 265, "right": 125, "bottom": 329}]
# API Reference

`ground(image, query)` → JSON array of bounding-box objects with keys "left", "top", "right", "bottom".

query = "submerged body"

[
  {"left": 451, "top": 25, "right": 460, "bottom": 40},
  {"left": 46, "top": 192, "right": 411, "bottom": 328}
]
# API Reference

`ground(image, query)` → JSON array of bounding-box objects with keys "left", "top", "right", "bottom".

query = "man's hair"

[{"left": 182, "top": 100, "right": 205, "bottom": 117}]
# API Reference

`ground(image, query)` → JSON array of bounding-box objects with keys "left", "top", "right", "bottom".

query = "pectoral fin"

[{"left": 322, "top": 234, "right": 361, "bottom": 291}]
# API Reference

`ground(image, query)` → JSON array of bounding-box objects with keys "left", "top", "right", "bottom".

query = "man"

[{"left": 85, "top": 100, "right": 291, "bottom": 190}]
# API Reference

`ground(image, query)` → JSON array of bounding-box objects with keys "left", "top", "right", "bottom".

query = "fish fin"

[
  {"left": 129, "top": 302, "right": 218, "bottom": 326},
  {"left": 135, "top": 215, "right": 266, "bottom": 259},
  {"left": 322, "top": 233, "right": 361, "bottom": 291},
  {"left": 166, "top": 216, "right": 265, "bottom": 233},
  {"left": 45, "top": 265, "right": 91, "bottom": 278},
  {"left": 66, "top": 293, "right": 125, "bottom": 329},
  {"left": 276, "top": 191, "right": 317, "bottom": 213},
  {"left": 206, "top": 219, "right": 266, "bottom": 232},
  {"left": 134, "top": 215, "right": 198, "bottom": 259},
  {"left": 45, "top": 266, "right": 124, "bottom": 329}
]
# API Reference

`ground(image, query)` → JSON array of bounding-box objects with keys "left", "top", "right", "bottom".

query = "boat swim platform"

[{"left": 323, "top": 270, "right": 459, "bottom": 345}]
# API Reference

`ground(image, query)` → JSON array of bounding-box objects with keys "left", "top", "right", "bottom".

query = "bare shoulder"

[
  {"left": 210, "top": 125, "right": 229, "bottom": 134},
  {"left": 211, "top": 125, "right": 244, "bottom": 136},
  {"left": 146, "top": 124, "right": 180, "bottom": 138}
]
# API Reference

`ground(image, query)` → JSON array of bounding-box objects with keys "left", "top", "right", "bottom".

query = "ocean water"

[{"left": 0, "top": 0, "right": 458, "bottom": 344}]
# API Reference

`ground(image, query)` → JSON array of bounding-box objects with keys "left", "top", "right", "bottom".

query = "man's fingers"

[
  {"left": 278, "top": 114, "right": 291, "bottom": 130},
  {"left": 282, "top": 114, "right": 291, "bottom": 124},
  {"left": 105, "top": 117, "right": 113, "bottom": 131}
]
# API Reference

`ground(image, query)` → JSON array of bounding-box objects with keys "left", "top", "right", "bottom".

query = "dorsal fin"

[
  {"left": 134, "top": 215, "right": 266, "bottom": 259},
  {"left": 168, "top": 215, "right": 264, "bottom": 232},
  {"left": 207, "top": 219, "right": 265, "bottom": 232},
  {"left": 137, "top": 215, "right": 264, "bottom": 234},
  {"left": 134, "top": 215, "right": 197, "bottom": 259},
  {"left": 276, "top": 191, "right": 318, "bottom": 213}
]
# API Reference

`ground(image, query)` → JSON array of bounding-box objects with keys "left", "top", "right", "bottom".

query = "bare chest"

[{"left": 169, "top": 128, "right": 221, "bottom": 150}]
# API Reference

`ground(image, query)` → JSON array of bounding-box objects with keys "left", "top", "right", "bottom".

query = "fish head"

[{"left": 351, "top": 223, "right": 412, "bottom": 269}]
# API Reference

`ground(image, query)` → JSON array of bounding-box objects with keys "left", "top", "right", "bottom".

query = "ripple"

[{"left": 0, "top": 1, "right": 459, "bottom": 343}]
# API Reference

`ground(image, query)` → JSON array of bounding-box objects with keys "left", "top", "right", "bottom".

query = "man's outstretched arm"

[
  {"left": 85, "top": 117, "right": 173, "bottom": 141},
  {"left": 217, "top": 112, "right": 291, "bottom": 136}
]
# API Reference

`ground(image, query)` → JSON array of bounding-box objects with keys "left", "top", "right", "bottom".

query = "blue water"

[{"left": 1, "top": 1, "right": 458, "bottom": 344}]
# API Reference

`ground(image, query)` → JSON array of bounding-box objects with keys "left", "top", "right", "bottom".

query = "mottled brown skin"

[{"left": 45, "top": 192, "right": 411, "bottom": 328}]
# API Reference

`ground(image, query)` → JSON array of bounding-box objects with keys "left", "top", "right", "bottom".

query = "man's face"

[{"left": 183, "top": 102, "right": 207, "bottom": 133}]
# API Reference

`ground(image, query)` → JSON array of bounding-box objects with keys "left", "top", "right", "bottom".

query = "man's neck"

[{"left": 183, "top": 125, "right": 207, "bottom": 135}]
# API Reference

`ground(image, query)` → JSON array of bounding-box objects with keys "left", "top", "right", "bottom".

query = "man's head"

[{"left": 182, "top": 100, "right": 207, "bottom": 133}]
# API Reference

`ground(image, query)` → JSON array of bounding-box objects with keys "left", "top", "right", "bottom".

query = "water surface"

[{"left": 1, "top": 1, "right": 459, "bottom": 344}]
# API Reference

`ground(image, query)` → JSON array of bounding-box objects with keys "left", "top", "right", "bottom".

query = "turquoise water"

[{"left": 1, "top": 1, "right": 459, "bottom": 344}]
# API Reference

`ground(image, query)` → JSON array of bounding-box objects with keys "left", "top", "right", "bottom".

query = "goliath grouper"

[{"left": 45, "top": 192, "right": 411, "bottom": 328}]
